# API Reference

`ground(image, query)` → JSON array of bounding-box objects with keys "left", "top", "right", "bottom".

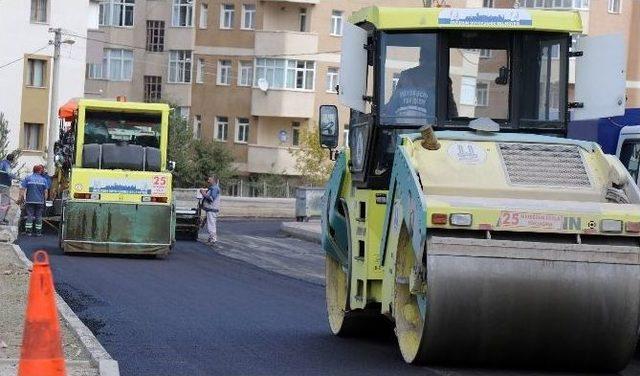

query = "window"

[
  {"left": 476, "top": 81, "right": 489, "bottom": 107},
  {"left": 23, "top": 123, "right": 42, "bottom": 150},
  {"left": 292, "top": 122, "right": 300, "bottom": 146},
  {"left": 522, "top": 0, "right": 589, "bottom": 9},
  {"left": 103, "top": 49, "right": 133, "bottom": 81},
  {"left": 242, "top": 4, "right": 255, "bottom": 30},
  {"left": 299, "top": 8, "right": 307, "bottom": 32},
  {"left": 381, "top": 33, "right": 438, "bottom": 125},
  {"left": 236, "top": 118, "right": 249, "bottom": 143},
  {"left": 83, "top": 111, "right": 161, "bottom": 157},
  {"left": 483, "top": 0, "right": 494, "bottom": 6},
  {"left": 177, "top": 106, "right": 190, "bottom": 119},
  {"left": 287, "top": 60, "right": 315, "bottom": 90},
  {"left": 86, "top": 63, "right": 103, "bottom": 79},
  {"left": 196, "top": 58, "right": 205, "bottom": 83},
  {"left": 238, "top": 61, "right": 253, "bottom": 86},
  {"left": 217, "top": 60, "right": 232, "bottom": 85},
  {"left": 168, "top": 50, "right": 192, "bottom": 83},
  {"left": 143, "top": 76, "right": 162, "bottom": 102},
  {"left": 26, "top": 59, "right": 46, "bottom": 87},
  {"left": 460, "top": 79, "right": 489, "bottom": 107},
  {"left": 30, "top": 0, "right": 47, "bottom": 23},
  {"left": 98, "top": 0, "right": 134, "bottom": 27},
  {"left": 220, "top": 4, "right": 234, "bottom": 29},
  {"left": 215, "top": 117, "right": 229, "bottom": 141},
  {"left": 172, "top": 0, "right": 193, "bottom": 27},
  {"left": 480, "top": 49, "right": 492, "bottom": 58},
  {"left": 460, "top": 77, "right": 477, "bottom": 106},
  {"left": 326, "top": 67, "right": 339, "bottom": 92},
  {"left": 146, "top": 20, "right": 165, "bottom": 52},
  {"left": 194, "top": 115, "right": 202, "bottom": 140},
  {"left": 608, "top": 0, "right": 621, "bottom": 13},
  {"left": 330, "top": 10, "right": 343, "bottom": 36},
  {"left": 619, "top": 141, "right": 640, "bottom": 182},
  {"left": 254, "top": 58, "right": 316, "bottom": 90},
  {"left": 199, "top": 3, "right": 208, "bottom": 28}
]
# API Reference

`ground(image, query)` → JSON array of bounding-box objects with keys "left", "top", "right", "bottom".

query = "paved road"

[{"left": 16, "top": 220, "right": 640, "bottom": 376}]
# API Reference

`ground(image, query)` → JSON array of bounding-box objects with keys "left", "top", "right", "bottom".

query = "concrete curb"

[
  {"left": 10, "top": 244, "right": 120, "bottom": 376},
  {"left": 280, "top": 222, "right": 322, "bottom": 244}
]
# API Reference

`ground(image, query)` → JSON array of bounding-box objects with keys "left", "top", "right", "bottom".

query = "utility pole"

[{"left": 46, "top": 28, "right": 61, "bottom": 174}]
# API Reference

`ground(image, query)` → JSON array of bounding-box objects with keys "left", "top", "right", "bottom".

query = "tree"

[
  {"left": 0, "top": 112, "right": 22, "bottom": 166},
  {"left": 167, "top": 111, "right": 195, "bottom": 187},
  {"left": 289, "top": 127, "right": 333, "bottom": 186},
  {"left": 187, "top": 139, "right": 236, "bottom": 187},
  {"left": 167, "top": 110, "right": 236, "bottom": 187}
]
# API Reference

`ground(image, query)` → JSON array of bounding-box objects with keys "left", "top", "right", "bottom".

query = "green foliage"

[
  {"left": 167, "top": 109, "right": 236, "bottom": 187},
  {"left": 289, "top": 127, "right": 333, "bottom": 186},
  {"left": 0, "top": 112, "right": 22, "bottom": 169}
]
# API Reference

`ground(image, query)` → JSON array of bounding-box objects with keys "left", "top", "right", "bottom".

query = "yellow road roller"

[{"left": 318, "top": 6, "right": 639, "bottom": 371}]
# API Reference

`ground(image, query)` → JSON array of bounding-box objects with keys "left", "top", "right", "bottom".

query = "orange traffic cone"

[{"left": 18, "top": 250, "right": 66, "bottom": 376}]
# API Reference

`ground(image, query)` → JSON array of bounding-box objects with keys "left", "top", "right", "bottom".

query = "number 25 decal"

[
  {"left": 500, "top": 212, "right": 519, "bottom": 226},
  {"left": 153, "top": 176, "right": 167, "bottom": 185}
]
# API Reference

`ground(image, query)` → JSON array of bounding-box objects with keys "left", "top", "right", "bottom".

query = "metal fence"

[{"left": 221, "top": 179, "right": 298, "bottom": 198}]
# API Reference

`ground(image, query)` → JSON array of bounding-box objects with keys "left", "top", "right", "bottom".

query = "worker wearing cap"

[{"left": 20, "top": 165, "right": 50, "bottom": 236}]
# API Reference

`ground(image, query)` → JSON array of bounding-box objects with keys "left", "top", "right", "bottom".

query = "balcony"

[
  {"left": 261, "top": 0, "right": 318, "bottom": 4},
  {"left": 251, "top": 89, "right": 315, "bottom": 118},
  {"left": 247, "top": 145, "right": 299, "bottom": 175},
  {"left": 254, "top": 30, "right": 318, "bottom": 57}
]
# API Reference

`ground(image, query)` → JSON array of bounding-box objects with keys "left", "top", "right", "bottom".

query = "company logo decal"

[{"left": 439, "top": 9, "right": 532, "bottom": 27}]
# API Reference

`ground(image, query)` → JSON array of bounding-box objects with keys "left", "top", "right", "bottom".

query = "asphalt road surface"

[{"left": 16, "top": 220, "right": 640, "bottom": 376}]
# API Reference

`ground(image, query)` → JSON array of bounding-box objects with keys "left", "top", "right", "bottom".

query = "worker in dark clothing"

[
  {"left": 385, "top": 47, "right": 458, "bottom": 123},
  {"left": 0, "top": 154, "right": 15, "bottom": 224},
  {"left": 21, "top": 165, "right": 50, "bottom": 236}
]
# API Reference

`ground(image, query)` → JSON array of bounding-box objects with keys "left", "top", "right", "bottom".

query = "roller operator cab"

[
  {"left": 55, "top": 99, "right": 175, "bottom": 256},
  {"left": 319, "top": 6, "right": 640, "bottom": 371}
]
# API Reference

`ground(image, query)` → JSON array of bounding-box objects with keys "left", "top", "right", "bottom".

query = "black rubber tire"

[
  {"left": 145, "top": 147, "right": 162, "bottom": 172},
  {"left": 101, "top": 144, "right": 144, "bottom": 170},
  {"left": 82, "top": 144, "right": 101, "bottom": 169}
]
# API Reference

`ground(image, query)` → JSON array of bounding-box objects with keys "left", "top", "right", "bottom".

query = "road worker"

[{"left": 20, "top": 165, "right": 49, "bottom": 236}]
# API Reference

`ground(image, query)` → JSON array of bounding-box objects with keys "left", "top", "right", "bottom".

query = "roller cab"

[
  {"left": 320, "top": 6, "right": 639, "bottom": 371},
  {"left": 55, "top": 99, "right": 175, "bottom": 256}
]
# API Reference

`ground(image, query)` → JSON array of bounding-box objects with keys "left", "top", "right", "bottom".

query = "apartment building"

[
  {"left": 0, "top": 0, "right": 95, "bottom": 168},
  {"left": 84, "top": 0, "right": 196, "bottom": 115},
  {"left": 482, "top": 0, "right": 640, "bottom": 113},
  {"left": 190, "top": 0, "right": 424, "bottom": 186},
  {"left": 80, "top": 0, "right": 640, "bottom": 189}
]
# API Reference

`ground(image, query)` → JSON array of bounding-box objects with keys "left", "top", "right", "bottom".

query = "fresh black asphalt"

[{"left": 16, "top": 220, "right": 640, "bottom": 376}]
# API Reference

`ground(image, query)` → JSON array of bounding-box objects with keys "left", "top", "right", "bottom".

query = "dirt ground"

[{"left": 0, "top": 244, "right": 98, "bottom": 376}]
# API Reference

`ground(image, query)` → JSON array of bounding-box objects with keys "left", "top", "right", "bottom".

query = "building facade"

[
  {"left": 190, "top": 0, "right": 423, "bottom": 189},
  {"left": 84, "top": 0, "right": 196, "bottom": 114},
  {"left": 0, "top": 0, "right": 96, "bottom": 169},
  {"left": 81, "top": 0, "right": 640, "bottom": 192}
]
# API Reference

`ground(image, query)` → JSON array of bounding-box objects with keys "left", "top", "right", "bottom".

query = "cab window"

[{"left": 619, "top": 140, "right": 640, "bottom": 182}]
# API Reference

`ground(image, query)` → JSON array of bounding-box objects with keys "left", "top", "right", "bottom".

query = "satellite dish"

[{"left": 257, "top": 78, "right": 269, "bottom": 92}]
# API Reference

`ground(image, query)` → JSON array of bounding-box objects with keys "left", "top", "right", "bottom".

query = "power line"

[
  {"left": 62, "top": 30, "right": 340, "bottom": 59},
  {"left": 0, "top": 45, "right": 50, "bottom": 71}
]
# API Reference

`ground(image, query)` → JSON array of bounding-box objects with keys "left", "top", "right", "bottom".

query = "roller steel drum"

[{"left": 401, "top": 236, "right": 640, "bottom": 371}]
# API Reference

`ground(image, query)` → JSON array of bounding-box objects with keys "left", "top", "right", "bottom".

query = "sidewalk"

[
  {"left": 0, "top": 244, "right": 100, "bottom": 376},
  {"left": 280, "top": 221, "right": 322, "bottom": 244}
]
